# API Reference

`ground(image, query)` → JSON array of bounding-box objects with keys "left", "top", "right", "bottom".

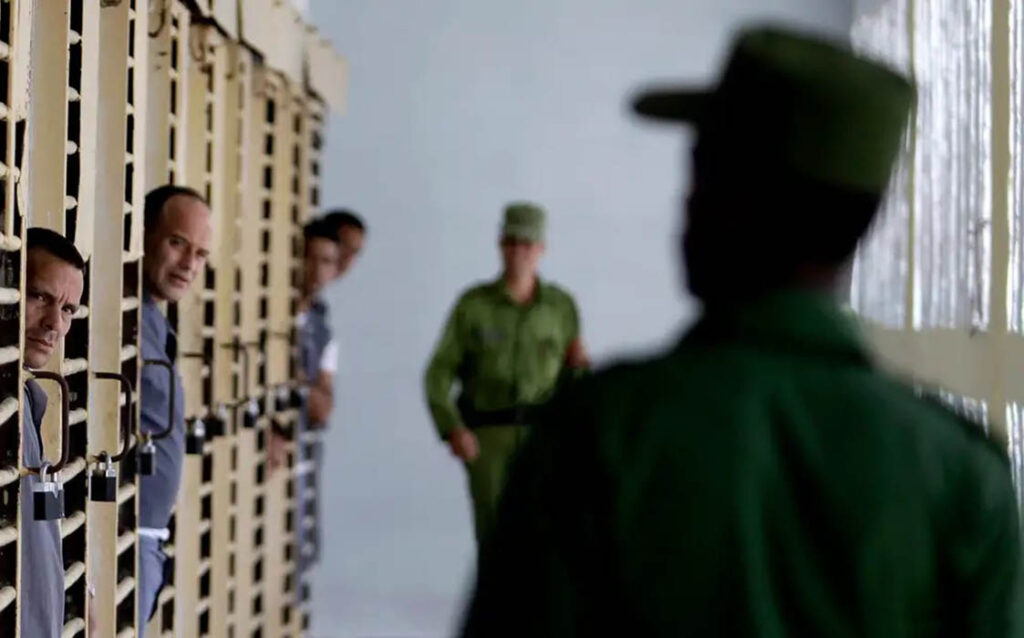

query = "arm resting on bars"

[{"left": 306, "top": 370, "right": 334, "bottom": 429}]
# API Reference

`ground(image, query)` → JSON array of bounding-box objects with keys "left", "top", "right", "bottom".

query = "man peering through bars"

[
  {"left": 20, "top": 228, "right": 85, "bottom": 638},
  {"left": 268, "top": 211, "right": 367, "bottom": 579},
  {"left": 137, "top": 185, "right": 211, "bottom": 633}
]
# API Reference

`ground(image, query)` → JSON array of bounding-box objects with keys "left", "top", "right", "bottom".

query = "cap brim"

[
  {"left": 502, "top": 226, "right": 543, "bottom": 243},
  {"left": 631, "top": 87, "right": 711, "bottom": 123}
]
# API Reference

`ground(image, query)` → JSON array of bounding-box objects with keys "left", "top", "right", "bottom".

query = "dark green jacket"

[
  {"left": 461, "top": 290, "right": 1023, "bottom": 637},
  {"left": 425, "top": 277, "right": 580, "bottom": 439}
]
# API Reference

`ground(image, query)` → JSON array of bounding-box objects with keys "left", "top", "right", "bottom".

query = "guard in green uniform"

[
  {"left": 461, "top": 27, "right": 1024, "bottom": 637},
  {"left": 424, "top": 202, "right": 588, "bottom": 543}
]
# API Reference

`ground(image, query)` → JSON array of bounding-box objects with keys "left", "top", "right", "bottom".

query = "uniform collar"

[
  {"left": 493, "top": 275, "right": 546, "bottom": 305},
  {"left": 683, "top": 289, "right": 871, "bottom": 366}
]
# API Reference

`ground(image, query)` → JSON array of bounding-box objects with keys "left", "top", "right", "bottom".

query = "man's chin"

[
  {"left": 161, "top": 284, "right": 189, "bottom": 302},
  {"left": 23, "top": 349, "right": 49, "bottom": 369}
]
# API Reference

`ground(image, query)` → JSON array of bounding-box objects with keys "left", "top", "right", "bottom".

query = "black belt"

[{"left": 461, "top": 405, "right": 538, "bottom": 429}]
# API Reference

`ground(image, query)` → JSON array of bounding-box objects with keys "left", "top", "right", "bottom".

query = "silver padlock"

[
  {"left": 186, "top": 418, "right": 206, "bottom": 455},
  {"left": 33, "top": 462, "right": 65, "bottom": 521},
  {"left": 243, "top": 398, "right": 259, "bottom": 429},
  {"left": 90, "top": 453, "right": 118, "bottom": 502},
  {"left": 205, "top": 402, "right": 229, "bottom": 438},
  {"left": 292, "top": 385, "right": 308, "bottom": 409},
  {"left": 138, "top": 437, "right": 157, "bottom": 476},
  {"left": 276, "top": 386, "right": 290, "bottom": 412}
]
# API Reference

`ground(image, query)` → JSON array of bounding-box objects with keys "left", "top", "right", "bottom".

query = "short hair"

[
  {"left": 321, "top": 209, "right": 366, "bottom": 235},
  {"left": 27, "top": 228, "right": 86, "bottom": 270},
  {"left": 144, "top": 185, "right": 206, "bottom": 237},
  {"left": 304, "top": 218, "right": 341, "bottom": 244}
]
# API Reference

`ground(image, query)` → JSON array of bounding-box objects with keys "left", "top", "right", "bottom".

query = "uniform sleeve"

[
  {"left": 566, "top": 294, "right": 581, "bottom": 342},
  {"left": 459, "top": 383, "right": 618, "bottom": 637},
  {"left": 559, "top": 293, "right": 587, "bottom": 384},
  {"left": 424, "top": 298, "right": 467, "bottom": 440}
]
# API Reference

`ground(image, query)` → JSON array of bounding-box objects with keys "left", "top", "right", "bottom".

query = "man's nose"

[
  {"left": 181, "top": 250, "right": 198, "bottom": 272},
  {"left": 41, "top": 303, "right": 61, "bottom": 331}
]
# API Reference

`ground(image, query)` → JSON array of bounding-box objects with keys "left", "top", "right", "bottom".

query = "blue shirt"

[
  {"left": 19, "top": 379, "right": 63, "bottom": 638},
  {"left": 298, "top": 298, "right": 333, "bottom": 429},
  {"left": 138, "top": 293, "right": 185, "bottom": 529},
  {"left": 299, "top": 298, "right": 332, "bottom": 385}
]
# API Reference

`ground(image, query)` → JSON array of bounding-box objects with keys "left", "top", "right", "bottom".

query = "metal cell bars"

[
  {"left": 292, "top": 98, "right": 326, "bottom": 636},
  {"left": 1008, "top": 0, "right": 1024, "bottom": 332},
  {"left": 204, "top": 42, "right": 250, "bottom": 638},
  {"left": 0, "top": 0, "right": 20, "bottom": 632},
  {"left": 231, "top": 47, "right": 265, "bottom": 638},
  {"left": 243, "top": 71, "right": 277, "bottom": 636},
  {"left": 61, "top": 1, "right": 90, "bottom": 632},
  {"left": 258, "top": 77, "right": 307, "bottom": 638},
  {"left": 0, "top": 0, "right": 15, "bottom": 242},
  {"left": 146, "top": 5, "right": 194, "bottom": 635},
  {"left": 166, "top": 8, "right": 186, "bottom": 186},
  {"left": 194, "top": 24, "right": 218, "bottom": 638},
  {"left": 115, "top": 1, "right": 146, "bottom": 633},
  {"left": 849, "top": 0, "right": 912, "bottom": 328},
  {"left": 912, "top": 0, "right": 993, "bottom": 330},
  {"left": 275, "top": 90, "right": 307, "bottom": 636}
]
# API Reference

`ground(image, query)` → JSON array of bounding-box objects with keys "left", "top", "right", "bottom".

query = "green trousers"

[{"left": 465, "top": 425, "right": 532, "bottom": 543}]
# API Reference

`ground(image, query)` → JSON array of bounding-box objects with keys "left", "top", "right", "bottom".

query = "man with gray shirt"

[
  {"left": 137, "top": 185, "right": 211, "bottom": 630},
  {"left": 20, "top": 228, "right": 85, "bottom": 637}
]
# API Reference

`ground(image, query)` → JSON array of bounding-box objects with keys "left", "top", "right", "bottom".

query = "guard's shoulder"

[
  {"left": 539, "top": 281, "right": 578, "bottom": 307},
  {"left": 913, "top": 385, "right": 1009, "bottom": 464},
  {"left": 455, "top": 281, "right": 499, "bottom": 305}
]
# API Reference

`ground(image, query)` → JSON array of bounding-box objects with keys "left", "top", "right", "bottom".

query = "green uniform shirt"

[
  {"left": 461, "top": 290, "right": 1024, "bottom": 637},
  {"left": 424, "top": 277, "right": 580, "bottom": 439}
]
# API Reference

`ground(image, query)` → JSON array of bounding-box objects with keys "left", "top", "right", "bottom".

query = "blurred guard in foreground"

[
  {"left": 424, "top": 203, "right": 588, "bottom": 544},
  {"left": 461, "top": 26, "right": 1024, "bottom": 637}
]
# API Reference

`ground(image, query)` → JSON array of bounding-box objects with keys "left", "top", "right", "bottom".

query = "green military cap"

[
  {"left": 501, "top": 202, "right": 546, "bottom": 243},
  {"left": 632, "top": 25, "right": 916, "bottom": 195}
]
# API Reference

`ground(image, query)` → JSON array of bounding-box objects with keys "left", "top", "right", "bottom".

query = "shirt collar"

[
  {"left": 682, "top": 289, "right": 871, "bottom": 367},
  {"left": 23, "top": 378, "right": 47, "bottom": 426},
  {"left": 309, "top": 296, "right": 328, "bottom": 315},
  {"left": 141, "top": 290, "right": 173, "bottom": 338},
  {"left": 493, "top": 275, "right": 546, "bottom": 305},
  {"left": 142, "top": 290, "right": 160, "bottom": 313}
]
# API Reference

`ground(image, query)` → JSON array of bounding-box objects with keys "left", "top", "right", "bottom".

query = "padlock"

[
  {"left": 89, "top": 453, "right": 118, "bottom": 503},
  {"left": 205, "top": 403, "right": 228, "bottom": 439},
  {"left": 186, "top": 418, "right": 206, "bottom": 455},
  {"left": 243, "top": 398, "right": 259, "bottom": 429},
  {"left": 33, "top": 463, "right": 65, "bottom": 521},
  {"left": 275, "top": 386, "right": 290, "bottom": 412},
  {"left": 290, "top": 386, "right": 305, "bottom": 409},
  {"left": 138, "top": 438, "right": 157, "bottom": 476}
]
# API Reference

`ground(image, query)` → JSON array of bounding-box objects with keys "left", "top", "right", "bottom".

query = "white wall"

[{"left": 307, "top": 2, "right": 851, "bottom": 636}]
